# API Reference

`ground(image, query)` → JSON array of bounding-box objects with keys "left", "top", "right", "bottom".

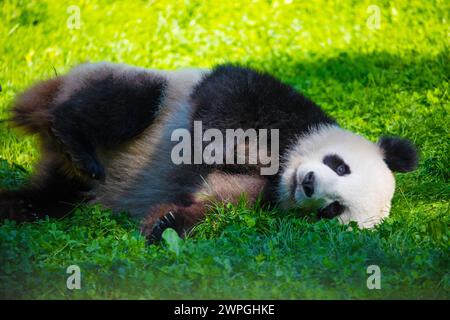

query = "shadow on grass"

[{"left": 246, "top": 50, "right": 449, "bottom": 89}]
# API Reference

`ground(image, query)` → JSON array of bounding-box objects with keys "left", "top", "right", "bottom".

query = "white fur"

[{"left": 279, "top": 125, "right": 395, "bottom": 228}]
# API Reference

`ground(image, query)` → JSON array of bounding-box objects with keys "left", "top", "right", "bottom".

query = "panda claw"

[
  {"left": 148, "top": 211, "right": 177, "bottom": 244},
  {"left": 162, "top": 211, "right": 176, "bottom": 225}
]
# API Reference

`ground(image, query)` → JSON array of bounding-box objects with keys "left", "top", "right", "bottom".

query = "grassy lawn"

[{"left": 0, "top": 0, "right": 449, "bottom": 299}]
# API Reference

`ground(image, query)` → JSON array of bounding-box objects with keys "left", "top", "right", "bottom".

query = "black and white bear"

[{"left": 0, "top": 63, "right": 418, "bottom": 241}]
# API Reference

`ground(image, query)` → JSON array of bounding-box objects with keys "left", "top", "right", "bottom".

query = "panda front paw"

[{"left": 144, "top": 211, "right": 178, "bottom": 244}]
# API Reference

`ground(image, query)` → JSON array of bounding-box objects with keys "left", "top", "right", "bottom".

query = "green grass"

[{"left": 0, "top": 0, "right": 449, "bottom": 299}]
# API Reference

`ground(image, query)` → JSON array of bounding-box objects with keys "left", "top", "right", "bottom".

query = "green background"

[{"left": 0, "top": 0, "right": 449, "bottom": 299}]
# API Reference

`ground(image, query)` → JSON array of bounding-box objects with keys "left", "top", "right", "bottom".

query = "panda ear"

[{"left": 377, "top": 136, "right": 419, "bottom": 173}]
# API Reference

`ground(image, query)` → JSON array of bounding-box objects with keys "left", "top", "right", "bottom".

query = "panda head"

[{"left": 278, "top": 125, "right": 418, "bottom": 228}]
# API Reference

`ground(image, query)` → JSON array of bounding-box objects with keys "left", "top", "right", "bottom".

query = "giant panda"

[{"left": 0, "top": 62, "right": 418, "bottom": 242}]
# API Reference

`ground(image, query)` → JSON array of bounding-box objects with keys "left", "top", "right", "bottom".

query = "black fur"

[
  {"left": 378, "top": 136, "right": 418, "bottom": 172},
  {"left": 191, "top": 64, "right": 336, "bottom": 155},
  {"left": 188, "top": 64, "right": 338, "bottom": 206},
  {"left": 51, "top": 73, "right": 166, "bottom": 180},
  {"left": 190, "top": 64, "right": 336, "bottom": 191}
]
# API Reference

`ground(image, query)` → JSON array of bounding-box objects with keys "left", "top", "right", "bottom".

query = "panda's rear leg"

[
  {"left": 11, "top": 64, "right": 167, "bottom": 182},
  {"left": 46, "top": 70, "right": 167, "bottom": 181}
]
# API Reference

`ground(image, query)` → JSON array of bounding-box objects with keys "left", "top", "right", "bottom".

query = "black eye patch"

[
  {"left": 317, "top": 201, "right": 345, "bottom": 219},
  {"left": 323, "top": 154, "right": 351, "bottom": 176}
]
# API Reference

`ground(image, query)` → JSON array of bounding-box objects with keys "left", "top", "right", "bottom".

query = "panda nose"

[{"left": 301, "top": 171, "right": 315, "bottom": 197}]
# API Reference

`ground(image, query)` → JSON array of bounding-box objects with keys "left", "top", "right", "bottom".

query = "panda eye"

[{"left": 323, "top": 154, "right": 351, "bottom": 176}]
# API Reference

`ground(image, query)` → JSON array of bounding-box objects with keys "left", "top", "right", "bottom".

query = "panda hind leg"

[{"left": 49, "top": 72, "right": 167, "bottom": 181}]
